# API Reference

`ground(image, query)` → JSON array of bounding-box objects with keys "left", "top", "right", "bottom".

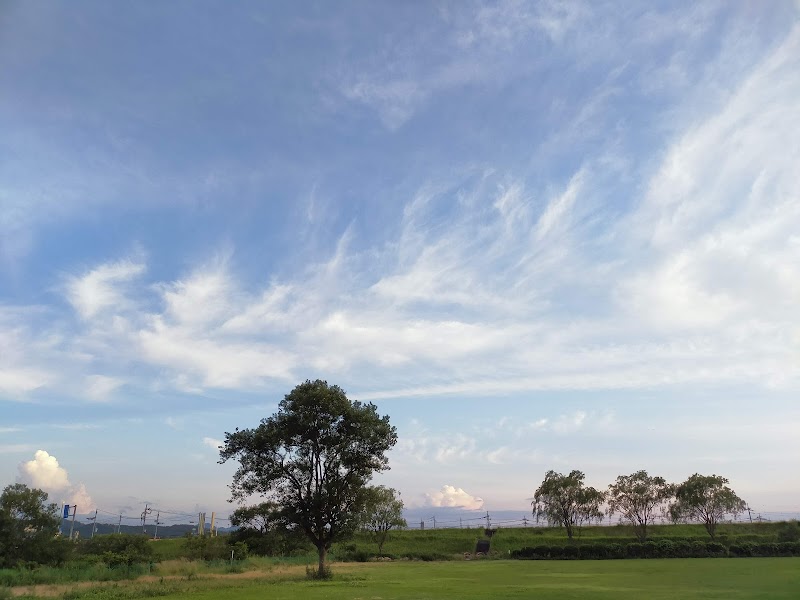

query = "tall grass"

[
  {"left": 0, "top": 563, "right": 150, "bottom": 587},
  {"left": 62, "top": 581, "right": 183, "bottom": 600}
]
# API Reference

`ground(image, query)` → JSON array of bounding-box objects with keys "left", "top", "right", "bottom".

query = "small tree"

[
  {"left": 606, "top": 470, "right": 673, "bottom": 542},
  {"left": 0, "top": 483, "right": 63, "bottom": 567},
  {"left": 531, "top": 470, "right": 605, "bottom": 539},
  {"left": 229, "top": 501, "right": 282, "bottom": 534},
  {"left": 220, "top": 380, "right": 397, "bottom": 578},
  {"left": 359, "top": 486, "right": 406, "bottom": 555},
  {"left": 229, "top": 501, "right": 309, "bottom": 556},
  {"left": 79, "top": 533, "right": 153, "bottom": 566},
  {"left": 669, "top": 474, "right": 746, "bottom": 539}
]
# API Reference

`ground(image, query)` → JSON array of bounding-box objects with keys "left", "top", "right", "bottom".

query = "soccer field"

[{"left": 151, "top": 558, "right": 799, "bottom": 600}]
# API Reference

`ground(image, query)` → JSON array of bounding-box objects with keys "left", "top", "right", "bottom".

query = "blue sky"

[{"left": 2, "top": 1, "right": 799, "bottom": 523}]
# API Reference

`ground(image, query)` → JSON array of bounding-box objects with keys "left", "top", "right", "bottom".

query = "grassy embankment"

[
  {"left": 329, "top": 521, "right": 790, "bottom": 560},
  {"left": 142, "top": 521, "right": 790, "bottom": 562}
]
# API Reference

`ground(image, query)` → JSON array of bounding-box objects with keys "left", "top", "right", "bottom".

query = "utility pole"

[
  {"left": 432, "top": 515, "right": 436, "bottom": 529},
  {"left": 154, "top": 511, "right": 161, "bottom": 539},
  {"left": 141, "top": 504, "right": 151, "bottom": 535},
  {"left": 485, "top": 511, "right": 491, "bottom": 528},
  {"left": 117, "top": 515, "right": 122, "bottom": 534},
  {"left": 459, "top": 517, "right": 463, "bottom": 529},
  {"left": 746, "top": 505, "right": 753, "bottom": 523},
  {"left": 90, "top": 509, "right": 98, "bottom": 538}
]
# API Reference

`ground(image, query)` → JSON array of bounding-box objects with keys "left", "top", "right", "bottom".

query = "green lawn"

[{"left": 53, "top": 558, "right": 800, "bottom": 600}]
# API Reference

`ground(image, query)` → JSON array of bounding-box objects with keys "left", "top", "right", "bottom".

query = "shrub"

[
  {"left": 229, "top": 526, "right": 310, "bottom": 557},
  {"left": 754, "top": 543, "right": 778, "bottom": 557},
  {"left": 510, "top": 546, "right": 551, "bottom": 560},
  {"left": 305, "top": 564, "right": 332, "bottom": 580},
  {"left": 344, "top": 549, "right": 372, "bottom": 562},
  {"left": 606, "top": 543, "right": 625, "bottom": 559},
  {"left": 532, "top": 545, "right": 550, "bottom": 559},
  {"left": 625, "top": 543, "right": 644, "bottom": 558},
  {"left": 728, "top": 543, "right": 753, "bottom": 557},
  {"left": 706, "top": 542, "right": 726, "bottom": 557},
  {"left": 777, "top": 521, "right": 800, "bottom": 543},
  {"left": 578, "top": 544, "right": 607, "bottom": 560},
  {"left": 79, "top": 534, "right": 154, "bottom": 566},
  {"left": 672, "top": 540, "right": 692, "bottom": 558},
  {"left": 182, "top": 534, "right": 231, "bottom": 561},
  {"left": 561, "top": 546, "right": 579, "bottom": 559},
  {"left": 690, "top": 540, "right": 708, "bottom": 558}
]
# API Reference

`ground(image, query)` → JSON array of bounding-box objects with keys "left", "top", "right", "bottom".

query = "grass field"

[{"left": 13, "top": 558, "right": 800, "bottom": 600}]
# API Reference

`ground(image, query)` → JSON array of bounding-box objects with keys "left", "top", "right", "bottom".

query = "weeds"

[
  {"left": 305, "top": 564, "right": 333, "bottom": 580},
  {"left": 61, "top": 581, "right": 182, "bottom": 600}
]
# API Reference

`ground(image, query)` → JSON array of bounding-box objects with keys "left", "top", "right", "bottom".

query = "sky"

[{"left": 1, "top": 1, "right": 799, "bottom": 526}]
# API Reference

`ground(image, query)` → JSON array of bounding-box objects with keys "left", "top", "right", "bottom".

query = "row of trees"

[
  {"left": 221, "top": 381, "right": 758, "bottom": 575},
  {"left": 532, "top": 469, "right": 747, "bottom": 542}
]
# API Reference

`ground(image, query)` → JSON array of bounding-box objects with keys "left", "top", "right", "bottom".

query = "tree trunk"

[
  {"left": 317, "top": 545, "right": 327, "bottom": 578},
  {"left": 635, "top": 525, "right": 647, "bottom": 542}
]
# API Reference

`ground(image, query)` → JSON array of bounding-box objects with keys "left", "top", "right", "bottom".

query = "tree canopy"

[
  {"left": 229, "top": 501, "right": 282, "bottom": 534},
  {"left": 0, "top": 483, "right": 63, "bottom": 567},
  {"left": 607, "top": 470, "right": 673, "bottom": 542},
  {"left": 531, "top": 470, "right": 605, "bottom": 539},
  {"left": 670, "top": 473, "right": 746, "bottom": 539},
  {"left": 219, "top": 379, "right": 397, "bottom": 577},
  {"left": 359, "top": 485, "right": 406, "bottom": 554}
]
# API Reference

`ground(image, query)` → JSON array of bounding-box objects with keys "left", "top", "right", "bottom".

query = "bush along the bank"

[
  {"left": 77, "top": 534, "right": 154, "bottom": 567},
  {"left": 511, "top": 540, "right": 800, "bottom": 560}
]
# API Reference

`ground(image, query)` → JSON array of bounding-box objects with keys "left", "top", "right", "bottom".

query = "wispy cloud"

[
  {"left": 202, "top": 437, "right": 223, "bottom": 450},
  {"left": 66, "top": 259, "right": 146, "bottom": 320},
  {"left": 13, "top": 30, "right": 800, "bottom": 401}
]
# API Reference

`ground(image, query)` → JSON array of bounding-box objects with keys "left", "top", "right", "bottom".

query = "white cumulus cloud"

[
  {"left": 424, "top": 485, "right": 484, "bottom": 510},
  {"left": 17, "top": 450, "right": 95, "bottom": 511},
  {"left": 19, "top": 450, "right": 70, "bottom": 490}
]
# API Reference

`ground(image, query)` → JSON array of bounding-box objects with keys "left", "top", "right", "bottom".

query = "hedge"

[{"left": 511, "top": 540, "right": 800, "bottom": 560}]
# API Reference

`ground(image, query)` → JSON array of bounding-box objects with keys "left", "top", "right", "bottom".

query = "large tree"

[
  {"left": 669, "top": 474, "right": 746, "bottom": 539},
  {"left": 606, "top": 470, "right": 673, "bottom": 542},
  {"left": 359, "top": 486, "right": 406, "bottom": 555},
  {"left": 0, "top": 483, "right": 63, "bottom": 567},
  {"left": 219, "top": 380, "right": 397, "bottom": 577},
  {"left": 531, "top": 470, "right": 605, "bottom": 539}
]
